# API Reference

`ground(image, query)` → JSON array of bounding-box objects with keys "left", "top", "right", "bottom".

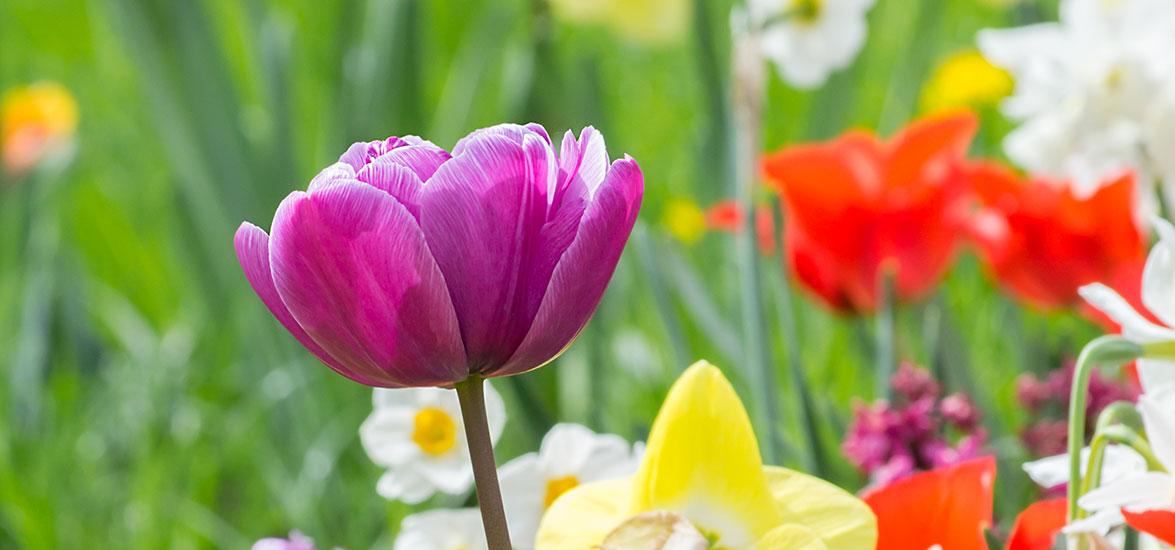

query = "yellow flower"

[
  {"left": 1, "top": 81, "right": 78, "bottom": 177},
  {"left": 662, "top": 198, "right": 707, "bottom": 244},
  {"left": 536, "top": 361, "right": 878, "bottom": 549},
  {"left": 920, "top": 50, "right": 1012, "bottom": 114},
  {"left": 548, "top": 0, "right": 690, "bottom": 46}
]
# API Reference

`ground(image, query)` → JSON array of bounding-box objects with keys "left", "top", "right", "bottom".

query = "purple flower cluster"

[
  {"left": 1017, "top": 360, "right": 1138, "bottom": 457},
  {"left": 842, "top": 362, "right": 987, "bottom": 488}
]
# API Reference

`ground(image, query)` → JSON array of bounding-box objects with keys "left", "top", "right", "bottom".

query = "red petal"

[
  {"left": 1122, "top": 509, "right": 1175, "bottom": 544},
  {"left": 864, "top": 456, "right": 996, "bottom": 550},
  {"left": 1006, "top": 498, "right": 1066, "bottom": 550}
]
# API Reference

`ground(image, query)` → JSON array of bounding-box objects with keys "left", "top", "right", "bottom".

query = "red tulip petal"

[
  {"left": 1006, "top": 498, "right": 1066, "bottom": 550},
  {"left": 864, "top": 456, "right": 996, "bottom": 550},
  {"left": 1122, "top": 508, "right": 1175, "bottom": 544}
]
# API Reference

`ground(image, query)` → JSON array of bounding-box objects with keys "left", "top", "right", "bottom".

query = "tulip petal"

[
  {"left": 307, "top": 162, "right": 357, "bottom": 192},
  {"left": 1006, "top": 498, "right": 1066, "bottom": 550},
  {"left": 1122, "top": 508, "right": 1175, "bottom": 544},
  {"left": 497, "top": 157, "right": 642, "bottom": 376},
  {"left": 863, "top": 456, "right": 995, "bottom": 550},
  {"left": 629, "top": 362, "right": 782, "bottom": 546},
  {"left": 885, "top": 112, "right": 977, "bottom": 189},
  {"left": 377, "top": 142, "right": 451, "bottom": 180},
  {"left": 559, "top": 127, "right": 608, "bottom": 195},
  {"left": 234, "top": 222, "right": 380, "bottom": 386},
  {"left": 269, "top": 182, "right": 467, "bottom": 387},
  {"left": 763, "top": 467, "right": 878, "bottom": 548},
  {"left": 356, "top": 159, "right": 424, "bottom": 220},
  {"left": 421, "top": 132, "right": 576, "bottom": 369}
]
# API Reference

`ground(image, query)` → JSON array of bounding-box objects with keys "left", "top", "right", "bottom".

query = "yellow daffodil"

[
  {"left": 662, "top": 198, "right": 707, "bottom": 245},
  {"left": 920, "top": 50, "right": 1012, "bottom": 114},
  {"left": 535, "top": 361, "right": 877, "bottom": 549},
  {"left": 1, "top": 81, "right": 78, "bottom": 177},
  {"left": 548, "top": 0, "right": 690, "bottom": 46}
]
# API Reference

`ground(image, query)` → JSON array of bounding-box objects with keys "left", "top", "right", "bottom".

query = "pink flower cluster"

[
  {"left": 1017, "top": 360, "right": 1138, "bottom": 457},
  {"left": 842, "top": 362, "right": 987, "bottom": 488}
]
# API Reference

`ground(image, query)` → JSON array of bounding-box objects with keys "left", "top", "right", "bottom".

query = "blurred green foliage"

[{"left": 1, "top": 0, "right": 1088, "bottom": 547}]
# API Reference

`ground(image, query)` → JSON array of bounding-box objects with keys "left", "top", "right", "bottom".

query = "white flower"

[
  {"left": 1080, "top": 218, "right": 1175, "bottom": 393},
  {"left": 1023, "top": 445, "right": 1146, "bottom": 492},
  {"left": 1066, "top": 386, "right": 1175, "bottom": 534},
  {"left": 978, "top": 0, "right": 1175, "bottom": 212},
  {"left": 360, "top": 385, "right": 506, "bottom": 504},
  {"left": 252, "top": 530, "right": 316, "bottom": 550},
  {"left": 749, "top": 0, "right": 876, "bottom": 89},
  {"left": 394, "top": 508, "right": 488, "bottom": 550},
  {"left": 499, "top": 423, "right": 642, "bottom": 549}
]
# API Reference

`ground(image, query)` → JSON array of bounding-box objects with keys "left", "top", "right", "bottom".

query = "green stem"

[
  {"left": 1066, "top": 336, "right": 1143, "bottom": 522},
  {"left": 876, "top": 268, "right": 896, "bottom": 400},
  {"left": 455, "top": 377, "right": 511, "bottom": 550},
  {"left": 1081, "top": 424, "right": 1162, "bottom": 506},
  {"left": 730, "top": 27, "right": 783, "bottom": 465}
]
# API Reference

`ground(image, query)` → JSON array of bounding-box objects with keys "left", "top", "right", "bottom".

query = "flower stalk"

[
  {"left": 876, "top": 266, "right": 897, "bottom": 399},
  {"left": 455, "top": 376, "right": 512, "bottom": 550},
  {"left": 1066, "top": 336, "right": 1143, "bottom": 523}
]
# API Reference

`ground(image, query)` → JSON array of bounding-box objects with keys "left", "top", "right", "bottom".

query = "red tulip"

[
  {"left": 967, "top": 162, "right": 1146, "bottom": 311},
  {"left": 1006, "top": 498, "right": 1066, "bottom": 550},
  {"left": 863, "top": 455, "right": 995, "bottom": 550},
  {"left": 762, "top": 113, "right": 976, "bottom": 312},
  {"left": 1122, "top": 509, "right": 1175, "bottom": 545}
]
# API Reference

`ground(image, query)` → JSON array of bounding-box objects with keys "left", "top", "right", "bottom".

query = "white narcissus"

[
  {"left": 359, "top": 385, "right": 506, "bottom": 504},
  {"left": 499, "top": 423, "right": 641, "bottom": 549},
  {"left": 1081, "top": 218, "right": 1175, "bottom": 393},
  {"left": 1066, "top": 387, "right": 1175, "bottom": 534},
  {"left": 393, "top": 508, "right": 488, "bottom": 550},
  {"left": 978, "top": 0, "right": 1175, "bottom": 213},
  {"left": 748, "top": 0, "right": 876, "bottom": 89}
]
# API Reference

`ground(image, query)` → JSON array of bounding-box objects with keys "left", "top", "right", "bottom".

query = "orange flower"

[
  {"left": 1122, "top": 509, "right": 1175, "bottom": 545},
  {"left": 967, "top": 162, "right": 1146, "bottom": 312},
  {"left": 863, "top": 456, "right": 995, "bottom": 550},
  {"left": 1006, "top": 498, "right": 1066, "bottom": 550},
  {"left": 762, "top": 113, "right": 976, "bottom": 313},
  {"left": 1, "top": 81, "right": 78, "bottom": 178},
  {"left": 704, "top": 200, "right": 777, "bottom": 255}
]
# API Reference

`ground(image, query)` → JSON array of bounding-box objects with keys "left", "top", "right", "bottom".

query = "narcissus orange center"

[
  {"left": 544, "top": 475, "right": 580, "bottom": 508},
  {"left": 412, "top": 407, "right": 457, "bottom": 455}
]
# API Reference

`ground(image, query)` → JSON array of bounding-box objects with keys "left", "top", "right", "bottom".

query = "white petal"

[
  {"left": 1063, "top": 507, "right": 1124, "bottom": 535},
  {"left": 485, "top": 381, "right": 507, "bottom": 445},
  {"left": 359, "top": 407, "right": 419, "bottom": 466},
  {"left": 1023, "top": 445, "right": 1146, "bottom": 489},
  {"left": 1078, "top": 472, "right": 1175, "bottom": 511},
  {"left": 498, "top": 453, "right": 545, "bottom": 550},
  {"left": 1143, "top": 219, "right": 1175, "bottom": 328},
  {"left": 416, "top": 451, "right": 476, "bottom": 495},
  {"left": 1140, "top": 387, "right": 1175, "bottom": 471},
  {"left": 1079, "top": 283, "right": 1175, "bottom": 343},
  {"left": 1138, "top": 358, "right": 1175, "bottom": 394},
  {"left": 376, "top": 467, "right": 436, "bottom": 505},
  {"left": 536, "top": 423, "right": 601, "bottom": 476},
  {"left": 395, "top": 508, "right": 488, "bottom": 550}
]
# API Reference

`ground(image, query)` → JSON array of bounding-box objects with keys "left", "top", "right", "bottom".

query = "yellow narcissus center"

[
  {"left": 789, "top": 0, "right": 823, "bottom": 23},
  {"left": 544, "top": 475, "right": 581, "bottom": 508},
  {"left": 412, "top": 407, "right": 458, "bottom": 455}
]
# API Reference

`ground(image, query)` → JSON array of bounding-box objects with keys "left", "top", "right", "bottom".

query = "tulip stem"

[
  {"left": 455, "top": 376, "right": 512, "bottom": 550},
  {"left": 875, "top": 268, "right": 896, "bottom": 400}
]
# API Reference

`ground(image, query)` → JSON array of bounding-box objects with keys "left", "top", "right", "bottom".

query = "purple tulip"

[{"left": 235, "top": 124, "right": 643, "bottom": 387}]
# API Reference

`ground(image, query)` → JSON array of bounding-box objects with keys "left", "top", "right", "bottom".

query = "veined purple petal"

[
  {"left": 421, "top": 132, "right": 582, "bottom": 371},
  {"left": 234, "top": 222, "right": 385, "bottom": 386},
  {"left": 376, "top": 143, "right": 451, "bottom": 180},
  {"left": 268, "top": 182, "right": 467, "bottom": 387},
  {"left": 558, "top": 126, "right": 608, "bottom": 196},
  {"left": 497, "top": 156, "right": 644, "bottom": 377},
  {"left": 307, "top": 162, "right": 357, "bottom": 192},
  {"left": 451, "top": 123, "right": 551, "bottom": 157},
  {"left": 356, "top": 160, "right": 424, "bottom": 220}
]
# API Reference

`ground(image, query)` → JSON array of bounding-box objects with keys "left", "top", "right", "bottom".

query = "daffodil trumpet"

[{"left": 536, "top": 361, "right": 877, "bottom": 549}]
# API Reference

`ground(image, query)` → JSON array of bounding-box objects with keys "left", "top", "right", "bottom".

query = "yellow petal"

[
  {"left": 536, "top": 477, "right": 632, "bottom": 550},
  {"left": 764, "top": 466, "right": 878, "bottom": 548},
  {"left": 630, "top": 361, "right": 782, "bottom": 545},
  {"left": 754, "top": 523, "right": 828, "bottom": 550}
]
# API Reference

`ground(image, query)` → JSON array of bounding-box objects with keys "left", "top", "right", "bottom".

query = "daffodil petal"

[
  {"left": 764, "top": 466, "right": 878, "bottom": 548},
  {"left": 631, "top": 361, "right": 782, "bottom": 543},
  {"left": 535, "top": 477, "right": 632, "bottom": 550},
  {"left": 754, "top": 523, "right": 828, "bottom": 550}
]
